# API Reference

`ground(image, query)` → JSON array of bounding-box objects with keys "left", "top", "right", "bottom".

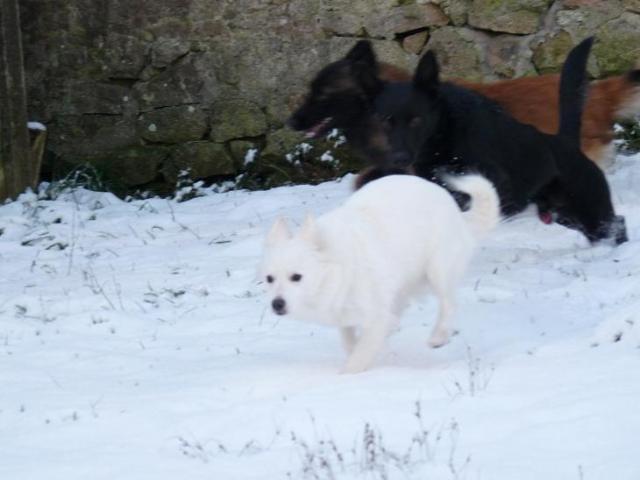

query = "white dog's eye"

[
  {"left": 290, "top": 273, "right": 303, "bottom": 282},
  {"left": 266, "top": 275, "right": 274, "bottom": 283}
]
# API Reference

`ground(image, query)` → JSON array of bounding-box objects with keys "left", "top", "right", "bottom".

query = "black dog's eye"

[
  {"left": 290, "top": 273, "right": 303, "bottom": 282},
  {"left": 266, "top": 275, "right": 274, "bottom": 283},
  {"left": 409, "top": 117, "right": 422, "bottom": 128},
  {"left": 316, "top": 89, "right": 332, "bottom": 101}
]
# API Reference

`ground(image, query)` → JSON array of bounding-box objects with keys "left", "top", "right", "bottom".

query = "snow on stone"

[
  {"left": 319, "top": 150, "right": 335, "bottom": 163},
  {"left": 327, "top": 128, "right": 347, "bottom": 147},
  {"left": 327, "top": 128, "right": 340, "bottom": 140},
  {"left": 243, "top": 148, "right": 258, "bottom": 167},
  {"left": 27, "top": 121, "right": 46, "bottom": 131}
]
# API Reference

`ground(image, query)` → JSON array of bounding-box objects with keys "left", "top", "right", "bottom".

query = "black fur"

[
  {"left": 557, "top": 38, "right": 592, "bottom": 143},
  {"left": 287, "top": 41, "right": 389, "bottom": 164},
  {"left": 353, "top": 165, "right": 412, "bottom": 190},
  {"left": 370, "top": 38, "right": 627, "bottom": 245}
]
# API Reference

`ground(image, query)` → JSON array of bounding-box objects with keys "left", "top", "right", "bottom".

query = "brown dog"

[{"left": 378, "top": 63, "right": 640, "bottom": 168}]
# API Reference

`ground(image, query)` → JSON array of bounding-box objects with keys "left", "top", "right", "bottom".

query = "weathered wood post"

[{"left": 0, "top": 0, "right": 32, "bottom": 201}]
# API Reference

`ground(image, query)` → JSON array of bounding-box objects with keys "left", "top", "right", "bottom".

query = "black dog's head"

[
  {"left": 375, "top": 51, "right": 443, "bottom": 168},
  {"left": 288, "top": 41, "right": 383, "bottom": 140},
  {"left": 536, "top": 188, "right": 628, "bottom": 246},
  {"left": 539, "top": 206, "right": 628, "bottom": 246}
]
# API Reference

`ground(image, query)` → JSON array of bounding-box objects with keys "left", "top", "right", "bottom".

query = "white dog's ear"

[
  {"left": 299, "top": 214, "right": 320, "bottom": 244},
  {"left": 266, "top": 217, "right": 291, "bottom": 246}
]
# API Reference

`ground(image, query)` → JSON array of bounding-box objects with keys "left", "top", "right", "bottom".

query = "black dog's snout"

[
  {"left": 272, "top": 297, "right": 287, "bottom": 315},
  {"left": 589, "top": 215, "right": 628, "bottom": 246},
  {"left": 613, "top": 215, "right": 628, "bottom": 245}
]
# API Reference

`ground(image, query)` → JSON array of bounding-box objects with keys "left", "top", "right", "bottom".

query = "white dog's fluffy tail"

[{"left": 447, "top": 174, "right": 500, "bottom": 238}]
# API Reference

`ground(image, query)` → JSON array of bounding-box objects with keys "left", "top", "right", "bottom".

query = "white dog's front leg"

[
  {"left": 428, "top": 294, "right": 454, "bottom": 348},
  {"left": 340, "top": 327, "right": 357, "bottom": 353},
  {"left": 341, "top": 320, "right": 391, "bottom": 374}
]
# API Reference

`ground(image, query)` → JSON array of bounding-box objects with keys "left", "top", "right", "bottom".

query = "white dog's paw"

[
  {"left": 340, "top": 358, "right": 371, "bottom": 374},
  {"left": 428, "top": 329, "right": 451, "bottom": 348}
]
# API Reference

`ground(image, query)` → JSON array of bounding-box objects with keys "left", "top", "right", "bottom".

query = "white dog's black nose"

[{"left": 272, "top": 297, "right": 286, "bottom": 315}]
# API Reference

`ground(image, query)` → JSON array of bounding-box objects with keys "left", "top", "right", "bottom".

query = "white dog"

[{"left": 260, "top": 174, "right": 499, "bottom": 373}]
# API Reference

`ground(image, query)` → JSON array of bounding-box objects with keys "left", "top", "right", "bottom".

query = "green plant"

[
  {"left": 39, "top": 164, "right": 108, "bottom": 200},
  {"left": 615, "top": 120, "right": 640, "bottom": 154}
]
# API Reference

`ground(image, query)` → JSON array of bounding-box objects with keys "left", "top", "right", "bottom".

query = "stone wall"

[{"left": 19, "top": 0, "right": 640, "bottom": 194}]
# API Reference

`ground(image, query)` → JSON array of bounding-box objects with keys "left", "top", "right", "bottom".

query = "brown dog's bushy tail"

[{"left": 558, "top": 36, "right": 594, "bottom": 145}]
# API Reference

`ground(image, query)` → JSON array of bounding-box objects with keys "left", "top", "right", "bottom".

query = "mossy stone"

[
  {"left": 594, "top": 13, "right": 640, "bottom": 76},
  {"left": 532, "top": 30, "right": 574, "bottom": 74},
  {"left": 210, "top": 99, "right": 268, "bottom": 143},
  {"left": 426, "top": 27, "right": 484, "bottom": 81},
  {"left": 441, "top": 0, "right": 472, "bottom": 26},
  {"left": 137, "top": 105, "right": 208, "bottom": 144},
  {"left": 624, "top": 0, "right": 640, "bottom": 13},
  {"left": 163, "top": 142, "right": 235, "bottom": 183},
  {"left": 92, "top": 146, "right": 168, "bottom": 187},
  {"left": 469, "top": 0, "right": 552, "bottom": 35}
]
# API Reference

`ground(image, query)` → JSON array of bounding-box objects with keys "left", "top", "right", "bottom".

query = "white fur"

[
  {"left": 260, "top": 174, "right": 500, "bottom": 373},
  {"left": 592, "top": 142, "right": 617, "bottom": 171}
]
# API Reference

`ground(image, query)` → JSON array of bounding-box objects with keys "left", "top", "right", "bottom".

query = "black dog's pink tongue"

[
  {"left": 304, "top": 117, "right": 331, "bottom": 138},
  {"left": 305, "top": 125, "right": 320, "bottom": 138},
  {"left": 539, "top": 211, "right": 553, "bottom": 224}
]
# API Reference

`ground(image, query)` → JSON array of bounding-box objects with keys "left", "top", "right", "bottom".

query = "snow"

[
  {"left": 27, "top": 121, "right": 46, "bottom": 131},
  {"left": 244, "top": 148, "right": 258, "bottom": 167},
  {"left": 327, "top": 128, "right": 347, "bottom": 147},
  {"left": 1, "top": 154, "right": 640, "bottom": 479},
  {"left": 320, "top": 150, "right": 336, "bottom": 163}
]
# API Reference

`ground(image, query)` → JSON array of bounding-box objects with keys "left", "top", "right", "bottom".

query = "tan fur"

[
  {"left": 378, "top": 62, "right": 640, "bottom": 168},
  {"left": 378, "top": 63, "right": 412, "bottom": 83}
]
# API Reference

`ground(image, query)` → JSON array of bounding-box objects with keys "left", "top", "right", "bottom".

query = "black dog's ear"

[
  {"left": 414, "top": 51, "right": 439, "bottom": 92},
  {"left": 346, "top": 40, "right": 381, "bottom": 97},
  {"left": 346, "top": 40, "right": 376, "bottom": 64}
]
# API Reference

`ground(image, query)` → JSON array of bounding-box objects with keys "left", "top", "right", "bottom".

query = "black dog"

[
  {"left": 368, "top": 38, "right": 627, "bottom": 245},
  {"left": 287, "top": 41, "right": 390, "bottom": 165}
]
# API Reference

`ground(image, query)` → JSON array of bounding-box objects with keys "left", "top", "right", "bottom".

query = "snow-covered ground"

[{"left": 1, "top": 155, "right": 640, "bottom": 480}]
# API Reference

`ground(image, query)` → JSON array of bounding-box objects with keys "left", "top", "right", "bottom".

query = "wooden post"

[
  {"left": 0, "top": 0, "right": 32, "bottom": 201},
  {"left": 30, "top": 126, "right": 47, "bottom": 187}
]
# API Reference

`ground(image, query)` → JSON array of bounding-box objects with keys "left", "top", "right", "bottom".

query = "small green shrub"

[
  {"left": 616, "top": 120, "right": 640, "bottom": 154},
  {"left": 39, "top": 164, "right": 108, "bottom": 200}
]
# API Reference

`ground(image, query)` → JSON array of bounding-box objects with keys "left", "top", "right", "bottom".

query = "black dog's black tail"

[{"left": 557, "top": 36, "right": 595, "bottom": 144}]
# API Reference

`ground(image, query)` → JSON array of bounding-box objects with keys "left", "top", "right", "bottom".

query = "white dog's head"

[{"left": 260, "top": 216, "right": 328, "bottom": 318}]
